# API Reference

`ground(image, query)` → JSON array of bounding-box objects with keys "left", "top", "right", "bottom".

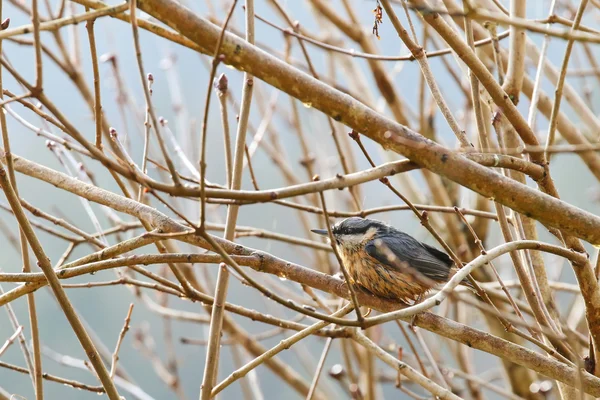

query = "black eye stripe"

[
  {"left": 333, "top": 218, "right": 385, "bottom": 236},
  {"left": 335, "top": 225, "right": 365, "bottom": 235}
]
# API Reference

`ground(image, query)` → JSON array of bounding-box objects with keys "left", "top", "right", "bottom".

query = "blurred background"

[{"left": 1, "top": 0, "right": 599, "bottom": 398}]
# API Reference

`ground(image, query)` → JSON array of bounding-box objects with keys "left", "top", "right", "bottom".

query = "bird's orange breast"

[{"left": 338, "top": 247, "right": 433, "bottom": 303}]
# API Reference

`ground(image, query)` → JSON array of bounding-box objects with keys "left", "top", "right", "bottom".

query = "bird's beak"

[{"left": 310, "top": 229, "right": 329, "bottom": 237}]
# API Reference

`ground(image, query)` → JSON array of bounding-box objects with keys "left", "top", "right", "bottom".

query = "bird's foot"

[{"left": 408, "top": 294, "right": 424, "bottom": 330}]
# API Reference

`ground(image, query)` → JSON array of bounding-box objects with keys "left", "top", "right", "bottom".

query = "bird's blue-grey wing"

[{"left": 364, "top": 233, "right": 453, "bottom": 282}]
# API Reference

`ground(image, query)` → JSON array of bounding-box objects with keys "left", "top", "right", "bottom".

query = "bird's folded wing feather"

[{"left": 364, "top": 233, "right": 452, "bottom": 282}]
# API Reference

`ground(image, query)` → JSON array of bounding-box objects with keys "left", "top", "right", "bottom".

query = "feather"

[{"left": 364, "top": 231, "right": 453, "bottom": 283}]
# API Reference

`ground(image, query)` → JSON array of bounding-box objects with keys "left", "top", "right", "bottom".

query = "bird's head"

[{"left": 311, "top": 217, "right": 387, "bottom": 249}]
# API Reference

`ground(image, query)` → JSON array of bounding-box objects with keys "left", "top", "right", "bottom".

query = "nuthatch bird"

[{"left": 311, "top": 217, "right": 471, "bottom": 304}]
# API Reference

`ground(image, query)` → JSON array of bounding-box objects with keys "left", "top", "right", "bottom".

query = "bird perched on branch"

[{"left": 311, "top": 217, "right": 472, "bottom": 304}]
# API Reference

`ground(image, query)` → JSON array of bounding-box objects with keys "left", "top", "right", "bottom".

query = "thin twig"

[
  {"left": 198, "top": 1, "right": 241, "bottom": 398},
  {"left": 110, "top": 303, "right": 134, "bottom": 379},
  {"left": 545, "top": 0, "right": 589, "bottom": 158},
  {"left": 0, "top": 325, "right": 23, "bottom": 357},
  {"left": 129, "top": 0, "right": 181, "bottom": 187},
  {"left": 314, "top": 175, "right": 364, "bottom": 325}
]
